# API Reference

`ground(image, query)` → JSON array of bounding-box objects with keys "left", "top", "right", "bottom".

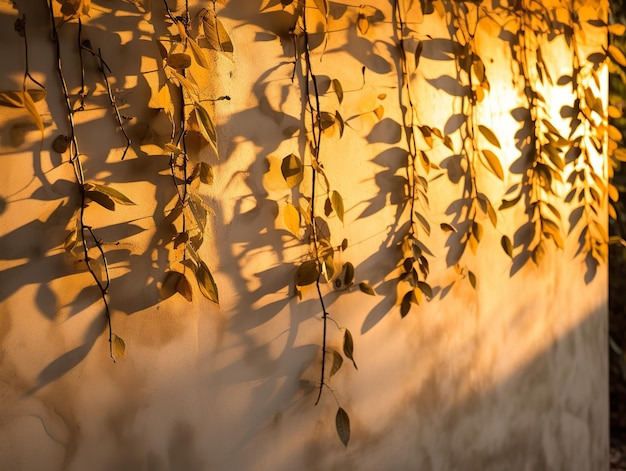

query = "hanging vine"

[
  {"left": 391, "top": 0, "right": 440, "bottom": 316},
  {"left": 47, "top": 0, "right": 136, "bottom": 360},
  {"left": 438, "top": 0, "right": 501, "bottom": 288},
  {"left": 278, "top": 0, "right": 358, "bottom": 447},
  {"left": 153, "top": 0, "right": 230, "bottom": 305},
  {"left": 499, "top": 0, "right": 566, "bottom": 267}
]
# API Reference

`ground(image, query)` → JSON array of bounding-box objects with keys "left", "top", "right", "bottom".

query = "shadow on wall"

[{"left": 0, "top": 2, "right": 609, "bottom": 456}]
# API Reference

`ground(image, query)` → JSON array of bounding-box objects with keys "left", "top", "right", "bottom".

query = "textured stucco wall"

[{"left": 0, "top": 0, "right": 608, "bottom": 470}]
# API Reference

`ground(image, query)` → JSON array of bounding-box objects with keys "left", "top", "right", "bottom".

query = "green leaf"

[
  {"left": 343, "top": 329, "right": 357, "bottom": 369},
  {"left": 330, "top": 349, "right": 343, "bottom": 377},
  {"left": 112, "top": 334, "right": 125, "bottom": 360},
  {"left": 478, "top": 124, "right": 501, "bottom": 148},
  {"left": 331, "top": 190, "right": 344, "bottom": 223},
  {"left": 284, "top": 203, "right": 300, "bottom": 237},
  {"left": 501, "top": 235, "right": 513, "bottom": 258},
  {"left": 194, "top": 103, "right": 218, "bottom": 151},
  {"left": 481, "top": 149, "right": 504, "bottom": 180},
  {"left": 336, "top": 407, "right": 350, "bottom": 447},
  {"left": 196, "top": 260, "right": 219, "bottom": 305},
  {"left": 281, "top": 153, "right": 303, "bottom": 188},
  {"left": 359, "top": 282, "right": 376, "bottom": 296},
  {"left": 295, "top": 260, "right": 319, "bottom": 287}
]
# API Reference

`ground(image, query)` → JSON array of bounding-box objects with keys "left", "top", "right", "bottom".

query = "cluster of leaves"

[
  {"left": 152, "top": 1, "right": 232, "bottom": 305},
  {"left": 392, "top": 0, "right": 439, "bottom": 315},
  {"left": 43, "top": 0, "right": 136, "bottom": 359},
  {"left": 563, "top": 9, "right": 625, "bottom": 275},
  {"left": 497, "top": 2, "right": 568, "bottom": 267},
  {"left": 440, "top": 0, "right": 500, "bottom": 285}
]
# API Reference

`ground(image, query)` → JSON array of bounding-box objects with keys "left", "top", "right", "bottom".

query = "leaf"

[
  {"left": 417, "top": 281, "right": 432, "bottom": 299},
  {"left": 332, "top": 79, "right": 343, "bottom": 104},
  {"left": 440, "top": 222, "right": 456, "bottom": 232},
  {"left": 199, "top": 162, "right": 214, "bottom": 184},
  {"left": 609, "top": 23, "right": 626, "bottom": 36},
  {"left": 112, "top": 334, "right": 125, "bottom": 360},
  {"left": 501, "top": 235, "right": 513, "bottom": 258},
  {"left": 22, "top": 90, "right": 44, "bottom": 141},
  {"left": 343, "top": 329, "right": 357, "bottom": 369},
  {"left": 52, "top": 134, "right": 70, "bottom": 153},
  {"left": 187, "top": 37, "right": 211, "bottom": 69},
  {"left": 284, "top": 203, "right": 300, "bottom": 237},
  {"left": 64, "top": 229, "right": 77, "bottom": 252},
  {"left": 281, "top": 153, "right": 303, "bottom": 188},
  {"left": 478, "top": 125, "right": 501, "bottom": 148},
  {"left": 85, "top": 190, "right": 115, "bottom": 210},
  {"left": 481, "top": 149, "right": 504, "bottom": 180},
  {"left": 608, "top": 44, "right": 626, "bottom": 67},
  {"left": 415, "top": 40, "right": 423, "bottom": 68},
  {"left": 357, "top": 13, "right": 369, "bottom": 34},
  {"left": 373, "top": 105, "right": 384, "bottom": 120},
  {"left": 342, "top": 262, "right": 355, "bottom": 287},
  {"left": 531, "top": 241, "right": 545, "bottom": 265},
  {"left": 468, "top": 270, "right": 477, "bottom": 289},
  {"left": 160, "top": 271, "right": 183, "bottom": 300},
  {"left": 167, "top": 53, "right": 192, "bottom": 69},
  {"left": 359, "top": 282, "right": 376, "bottom": 296},
  {"left": 330, "top": 350, "right": 343, "bottom": 377},
  {"left": 176, "top": 273, "right": 193, "bottom": 302},
  {"left": 196, "top": 260, "right": 219, "bottom": 305},
  {"left": 330, "top": 190, "right": 344, "bottom": 223},
  {"left": 194, "top": 103, "right": 218, "bottom": 151},
  {"left": 400, "top": 291, "right": 412, "bottom": 318},
  {"left": 0, "top": 89, "right": 46, "bottom": 108},
  {"left": 614, "top": 148, "right": 626, "bottom": 162},
  {"left": 336, "top": 408, "right": 350, "bottom": 447},
  {"left": 609, "top": 125, "right": 623, "bottom": 142},
  {"left": 312, "top": 0, "right": 329, "bottom": 17},
  {"left": 201, "top": 12, "right": 234, "bottom": 53},
  {"left": 295, "top": 260, "right": 319, "bottom": 287},
  {"left": 86, "top": 183, "right": 136, "bottom": 205},
  {"left": 170, "top": 70, "right": 199, "bottom": 95}
]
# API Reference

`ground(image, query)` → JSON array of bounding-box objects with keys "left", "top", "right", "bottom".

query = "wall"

[{"left": 0, "top": 0, "right": 609, "bottom": 470}]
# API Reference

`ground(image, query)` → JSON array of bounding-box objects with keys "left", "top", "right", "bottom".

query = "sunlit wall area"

[{"left": 0, "top": 0, "right": 609, "bottom": 470}]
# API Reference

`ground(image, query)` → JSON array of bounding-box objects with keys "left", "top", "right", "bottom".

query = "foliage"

[{"left": 1, "top": 0, "right": 620, "bottom": 448}]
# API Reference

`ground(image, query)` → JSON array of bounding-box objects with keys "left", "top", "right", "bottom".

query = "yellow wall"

[{"left": 0, "top": 0, "right": 608, "bottom": 469}]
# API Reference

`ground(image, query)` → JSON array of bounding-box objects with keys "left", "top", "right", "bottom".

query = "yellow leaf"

[
  {"left": 311, "top": 0, "right": 328, "bottom": 17},
  {"left": 608, "top": 44, "right": 626, "bottom": 67},
  {"left": 330, "top": 190, "right": 344, "bottom": 223},
  {"left": 196, "top": 261, "right": 219, "bottom": 305},
  {"left": 284, "top": 203, "right": 300, "bottom": 237},
  {"left": 478, "top": 125, "right": 501, "bottom": 148},
  {"left": 188, "top": 37, "right": 211, "bottom": 69},
  {"left": 194, "top": 103, "right": 218, "bottom": 152},
  {"left": 112, "top": 334, "right": 126, "bottom": 359},
  {"left": 481, "top": 149, "right": 504, "bottom": 180}
]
